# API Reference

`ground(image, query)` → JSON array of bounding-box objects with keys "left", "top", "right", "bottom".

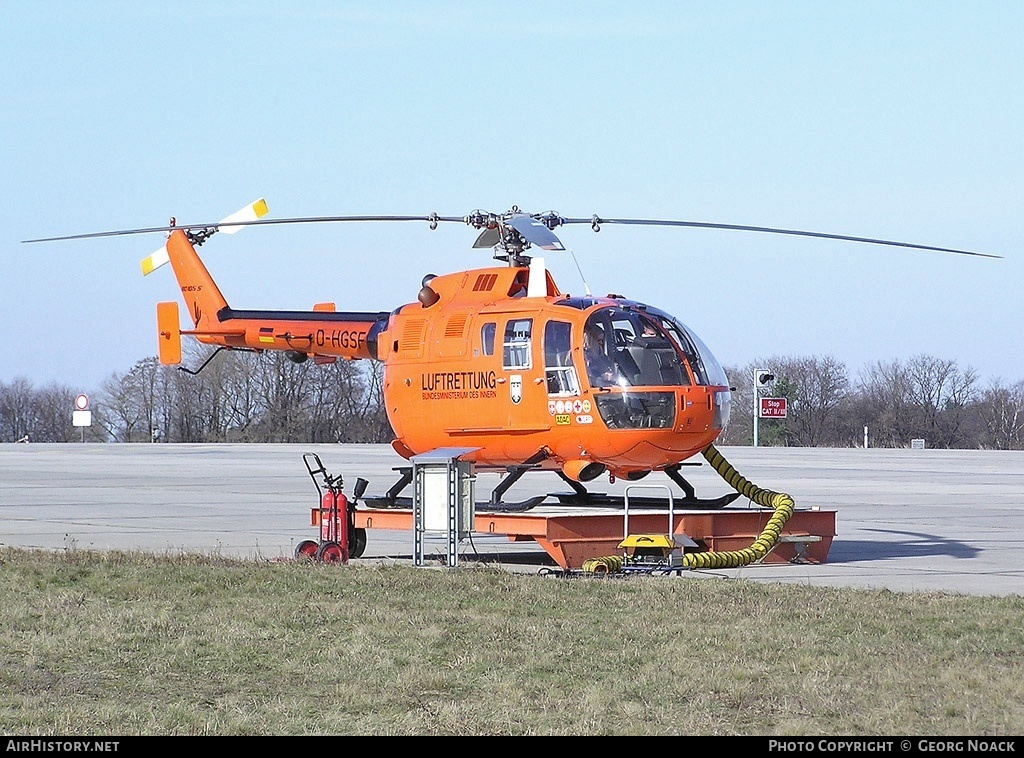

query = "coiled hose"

[
  {"left": 581, "top": 555, "right": 624, "bottom": 574},
  {"left": 582, "top": 443, "right": 795, "bottom": 573}
]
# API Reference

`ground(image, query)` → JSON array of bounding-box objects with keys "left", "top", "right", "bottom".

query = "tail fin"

[{"left": 165, "top": 229, "right": 230, "bottom": 330}]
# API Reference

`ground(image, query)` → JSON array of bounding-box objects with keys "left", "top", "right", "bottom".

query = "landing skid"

[
  {"left": 358, "top": 460, "right": 740, "bottom": 513},
  {"left": 358, "top": 463, "right": 549, "bottom": 513},
  {"left": 361, "top": 494, "right": 548, "bottom": 513},
  {"left": 549, "top": 462, "right": 741, "bottom": 510},
  {"left": 549, "top": 490, "right": 741, "bottom": 510}
]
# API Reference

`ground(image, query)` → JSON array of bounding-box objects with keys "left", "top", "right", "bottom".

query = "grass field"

[{"left": 2, "top": 547, "right": 1023, "bottom": 736}]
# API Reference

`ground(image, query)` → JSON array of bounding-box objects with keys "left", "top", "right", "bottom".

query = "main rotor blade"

[
  {"left": 22, "top": 208, "right": 1001, "bottom": 260},
  {"left": 21, "top": 214, "right": 463, "bottom": 243},
  {"left": 561, "top": 217, "right": 1001, "bottom": 259}
]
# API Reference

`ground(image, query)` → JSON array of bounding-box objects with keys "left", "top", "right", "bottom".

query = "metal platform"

[{"left": 354, "top": 505, "right": 836, "bottom": 570}]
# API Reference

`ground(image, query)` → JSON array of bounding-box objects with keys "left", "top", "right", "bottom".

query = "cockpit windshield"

[
  {"left": 578, "top": 304, "right": 732, "bottom": 431},
  {"left": 582, "top": 306, "right": 728, "bottom": 389}
]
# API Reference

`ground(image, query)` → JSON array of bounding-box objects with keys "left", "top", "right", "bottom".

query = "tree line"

[
  {"left": 3, "top": 348, "right": 1023, "bottom": 449},
  {"left": 718, "top": 354, "right": 1024, "bottom": 450},
  {"left": 2, "top": 344, "right": 389, "bottom": 444}
]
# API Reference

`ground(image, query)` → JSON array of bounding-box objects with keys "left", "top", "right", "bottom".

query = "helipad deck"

[{"left": 355, "top": 505, "right": 836, "bottom": 570}]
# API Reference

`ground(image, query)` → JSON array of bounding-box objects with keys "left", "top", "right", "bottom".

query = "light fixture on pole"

[{"left": 753, "top": 370, "right": 774, "bottom": 448}]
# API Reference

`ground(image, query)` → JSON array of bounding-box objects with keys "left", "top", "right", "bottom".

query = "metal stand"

[{"left": 411, "top": 448, "right": 477, "bottom": 567}]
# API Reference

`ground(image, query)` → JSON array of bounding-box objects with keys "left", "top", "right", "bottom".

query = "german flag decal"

[{"left": 259, "top": 327, "right": 275, "bottom": 344}]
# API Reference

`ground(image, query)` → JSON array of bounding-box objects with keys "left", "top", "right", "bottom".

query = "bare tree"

[
  {"left": 767, "top": 355, "right": 850, "bottom": 446},
  {"left": 326, "top": 360, "right": 392, "bottom": 442},
  {"left": 173, "top": 345, "right": 259, "bottom": 441},
  {"left": 0, "top": 378, "right": 35, "bottom": 442},
  {"left": 216, "top": 349, "right": 263, "bottom": 441},
  {"left": 301, "top": 358, "right": 359, "bottom": 442},
  {"left": 132, "top": 357, "right": 164, "bottom": 442},
  {"left": 361, "top": 362, "right": 394, "bottom": 442},
  {"left": 249, "top": 352, "right": 316, "bottom": 442},
  {"left": 856, "top": 359, "right": 915, "bottom": 447},
  {"left": 30, "top": 383, "right": 82, "bottom": 443},
  {"left": 977, "top": 378, "right": 1024, "bottom": 450},
  {"left": 0, "top": 378, "right": 85, "bottom": 442},
  {"left": 138, "top": 344, "right": 390, "bottom": 443},
  {"left": 904, "top": 354, "right": 978, "bottom": 447},
  {"left": 855, "top": 355, "right": 979, "bottom": 448},
  {"left": 96, "top": 370, "right": 144, "bottom": 442}
]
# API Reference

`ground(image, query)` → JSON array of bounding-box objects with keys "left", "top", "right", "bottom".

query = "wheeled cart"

[{"left": 295, "top": 453, "right": 368, "bottom": 564}]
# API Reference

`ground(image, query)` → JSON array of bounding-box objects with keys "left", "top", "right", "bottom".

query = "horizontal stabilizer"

[
  {"left": 156, "top": 302, "right": 181, "bottom": 365},
  {"left": 180, "top": 328, "right": 247, "bottom": 338}
]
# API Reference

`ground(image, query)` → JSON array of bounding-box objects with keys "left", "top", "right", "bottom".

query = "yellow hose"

[
  {"left": 581, "top": 443, "right": 795, "bottom": 573},
  {"left": 581, "top": 555, "right": 624, "bottom": 574}
]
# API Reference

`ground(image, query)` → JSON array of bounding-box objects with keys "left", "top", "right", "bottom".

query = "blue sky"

[{"left": 2, "top": 1, "right": 1021, "bottom": 392}]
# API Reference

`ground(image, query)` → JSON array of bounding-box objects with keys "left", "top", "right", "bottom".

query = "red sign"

[{"left": 760, "top": 397, "right": 787, "bottom": 418}]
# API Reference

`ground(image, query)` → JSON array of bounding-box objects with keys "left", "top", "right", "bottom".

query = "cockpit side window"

[
  {"left": 583, "top": 317, "right": 628, "bottom": 387},
  {"left": 544, "top": 320, "right": 579, "bottom": 395}
]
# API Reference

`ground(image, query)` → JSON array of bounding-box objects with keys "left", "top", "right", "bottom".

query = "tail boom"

[
  {"left": 208, "top": 307, "right": 389, "bottom": 361},
  {"left": 157, "top": 228, "right": 389, "bottom": 364}
]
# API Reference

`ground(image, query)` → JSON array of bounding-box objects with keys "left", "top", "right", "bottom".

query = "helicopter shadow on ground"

[{"left": 825, "top": 529, "right": 980, "bottom": 563}]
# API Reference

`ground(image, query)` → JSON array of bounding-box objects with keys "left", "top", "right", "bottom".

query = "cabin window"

[
  {"left": 502, "top": 318, "right": 533, "bottom": 370},
  {"left": 544, "top": 320, "right": 579, "bottom": 395},
  {"left": 481, "top": 322, "right": 496, "bottom": 356}
]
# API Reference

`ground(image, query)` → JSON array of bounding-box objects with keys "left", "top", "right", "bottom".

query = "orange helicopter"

[{"left": 24, "top": 201, "right": 998, "bottom": 518}]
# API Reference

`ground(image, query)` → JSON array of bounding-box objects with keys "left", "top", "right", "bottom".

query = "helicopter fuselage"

[{"left": 377, "top": 262, "right": 732, "bottom": 482}]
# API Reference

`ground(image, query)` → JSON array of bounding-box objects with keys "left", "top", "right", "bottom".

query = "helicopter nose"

[{"left": 562, "top": 459, "right": 606, "bottom": 483}]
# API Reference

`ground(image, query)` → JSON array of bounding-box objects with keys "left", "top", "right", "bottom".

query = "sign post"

[
  {"left": 72, "top": 393, "right": 91, "bottom": 443},
  {"left": 752, "top": 370, "right": 775, "bottom": 447}
]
